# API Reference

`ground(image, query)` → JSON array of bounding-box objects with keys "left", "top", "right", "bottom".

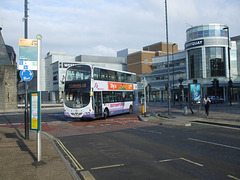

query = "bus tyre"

[
  {"left": 129, "top": 105, "right": 133, "bottom": 114},
  {"left": 104, "top": 108, "right": 109, "bottom": 119}
]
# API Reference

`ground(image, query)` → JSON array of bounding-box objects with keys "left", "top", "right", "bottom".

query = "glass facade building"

[
  {"left": 140, "top": 24, "right": 240, "bottom": 102},
  {"left": 186, "top": 24, "right": 229, "bottom": 80},
  {"left": 186, "top": 24, "right": 228, "bottom": 42}
]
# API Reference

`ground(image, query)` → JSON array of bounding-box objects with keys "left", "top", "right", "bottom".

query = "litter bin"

[{"left": 184, "top": 106, "right": 187, "bottom": 115}]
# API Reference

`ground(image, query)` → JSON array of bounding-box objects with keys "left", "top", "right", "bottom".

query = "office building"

[{"left": 141, "top": 24, "right": 240, "bottom": 102}]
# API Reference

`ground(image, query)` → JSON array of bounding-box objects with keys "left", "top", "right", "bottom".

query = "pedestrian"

[{"left": 203, "top": 95, "right": 211, "bottom": 118}]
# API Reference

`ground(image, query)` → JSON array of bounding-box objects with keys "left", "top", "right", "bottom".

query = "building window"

[
  {"left": 206, "top": 47, "right": 226, "bottom": 77},
  {"left": 144, "top": 59, "right": 149, "bottom": 64},
  {"left": 188, "top": 48, "right": 202, "bottom": 79},
  {"left": 186, "top": 25, "right": 228, "bottom": 41}
]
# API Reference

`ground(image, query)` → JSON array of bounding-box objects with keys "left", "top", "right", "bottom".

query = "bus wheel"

[
  {"left": 129, "top": 105, "right": 133, "bottom": 114},
  {"left": 104, "top": 108, "right": 109, "bottom": 119}
]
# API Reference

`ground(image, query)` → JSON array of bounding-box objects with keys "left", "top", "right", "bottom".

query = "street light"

[
  {"left": 172, "top": 43, "right": 176, "bottom": 105},
  {"left": 223, "top": 27, "right": 232, "bottom": 106},
  {"left": 165, "top": 0, "right": 171, "bottom": 115}
]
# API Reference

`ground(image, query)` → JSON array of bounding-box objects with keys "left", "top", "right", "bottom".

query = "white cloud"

[{"left": 0, "top": 0, "right": 239, "bottom": 59}]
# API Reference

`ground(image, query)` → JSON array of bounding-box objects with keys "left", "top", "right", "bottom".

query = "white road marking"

[
  {"left": 179, "top": 158, "right": 203, "bottom": 167},
  {"left": 91, "top": 164, "right": 124, "bottom": 170},
  {"left": 159, "top": 157, "right": 203, "bottom": 167},
  {"left": 134, "top": 128, "right": 162, "bottom": 135},
  {"left": 159, "top": 158, "right": 179, "bottom": 163},
  {"left": 228, "top": 175, "right": 240, "bottom": 180},
  {"left": 188, "top": 138, "right": 240, "bottom": 150}
]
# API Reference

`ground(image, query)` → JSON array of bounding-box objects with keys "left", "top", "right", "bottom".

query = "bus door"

[{"left": 94, "top": 92, "right": 102, "bottom": 117}]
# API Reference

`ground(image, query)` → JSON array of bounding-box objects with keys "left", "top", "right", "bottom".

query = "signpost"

[
  {"left": 18, "top": 39, "right": 38, "bottom": 70},
  {"left": 20, "top": 70, "right": 34, "bottom": 82},
  {"left": 36, "top": 34, "right": 43, "bottom": 164},
  {"left": 30, "top": 92, "right": 40, "bottom": 131},
  {"left": 20, "top": 70, "right": 34, "bottom": 139},
  {"left": 19, "top": 38, "right": 37, "bottom": 140}
]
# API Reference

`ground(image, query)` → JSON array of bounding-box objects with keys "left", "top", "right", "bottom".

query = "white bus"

[{"left": 64, "top": 64, "right": 138, "bottom": 119}]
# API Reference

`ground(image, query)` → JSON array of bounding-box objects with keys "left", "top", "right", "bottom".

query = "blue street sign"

[{"left": 20, "top": 70, "right": 34, "bottom": 82}]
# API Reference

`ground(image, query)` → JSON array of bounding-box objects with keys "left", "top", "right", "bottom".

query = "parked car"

[{"left": 208, "top": 96, "right": 224, "bottom": 104}]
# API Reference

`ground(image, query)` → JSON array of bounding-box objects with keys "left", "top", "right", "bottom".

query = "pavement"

[
  {"left": 0, "top": 102, "right": 240, "bottom": 180},
  {"left": 139, "top": 101, "right": 240, "bottom": 128},
  {"left": 0, "top": 127, "right": 78, "bottom": 180}
]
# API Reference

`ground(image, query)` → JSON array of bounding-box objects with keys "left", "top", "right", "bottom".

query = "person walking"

[{"left": 203, "top": 95, "right": 211, "bottom": 118}]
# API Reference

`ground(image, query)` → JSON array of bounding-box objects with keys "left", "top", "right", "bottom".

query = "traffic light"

[
  {"left": 216, "top": 79, "right": 219, "bottom": 88},
  {"left": 179, "top": 84, "right": 183, "bottom": 90},
  {"left": 147, "top": 84, "right": 151, "bottom": 93},
  {"left": 211, "top": 79, "right": 219, "bottom": 89},
  {"left": 165, "top": 84, "right": 168, "bottom": 91},
  {"left": 212, "top": 79, "right": 215, "bottom": 88},
  {"left": 228, "top": 80, "right": 233, "bottom": 87}
]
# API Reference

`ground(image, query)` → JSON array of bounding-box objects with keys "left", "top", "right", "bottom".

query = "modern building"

[
  {"left": 118, "top": 42, "right": 178, "bottom": 78},
  {"left": 141, "top": 24, "right": 240, "bottom": 102},
  {"left": 117, "top": 48, "right": 140, "bottom": 64},
  {"left": 231, "top": 35, "right": 240, "bottom": 78},
  {"left": 144, "top": 51, "right": 186, "bottom": 102},
  {"left": 185, "top": 24, "right": 240, "bottom": 100}
]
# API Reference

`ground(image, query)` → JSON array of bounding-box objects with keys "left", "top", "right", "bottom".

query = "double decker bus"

[{"left": 64, "top": 64, "right": 138, "bottom": 119}]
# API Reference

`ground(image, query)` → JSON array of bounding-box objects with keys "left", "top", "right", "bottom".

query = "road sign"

[
  {"left": 18, "top": 39, "right": 38, "bottom": 70},
  {"left": 141, "top": 78, "right": 148, "bottom": 88},
  {"left": 20, "top": 70, "right": 34, "bottom": 82},
  {"left": 30, "top": 91, "right": 41, "bottom": 131}
]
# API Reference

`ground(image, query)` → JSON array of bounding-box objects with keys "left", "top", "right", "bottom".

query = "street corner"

[
  {"left": 160, "top": 121, "right": 192, "bottom": 127},
  {"left": 138, "top": 112, "right": 168, "bottom": 123},
  {"left": 69, "top": 116, "right": 140, "bottom": 127},
  {"left": 41, "top": 122, "right": 59, "bottom": 131},
  {"left": 137, "top": 111, "right": 193, "bottom": 127}
]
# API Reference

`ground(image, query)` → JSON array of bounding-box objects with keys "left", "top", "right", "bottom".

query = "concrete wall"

[{"left": 0, "top": 65, "right": 17, "bottom": 111}]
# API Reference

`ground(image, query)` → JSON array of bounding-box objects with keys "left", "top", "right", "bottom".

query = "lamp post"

[
  {"left": 24, "top": 0, "right": 29, "bottom": 139},
  {"left": 172, "top": 43, "right": 176, "bottom": 105},
  {"left": 223, "top": 27, "right": 232, "bottom": 106},
  {"left": 165, "top": 0, "right": 171, "bottom": 115}
]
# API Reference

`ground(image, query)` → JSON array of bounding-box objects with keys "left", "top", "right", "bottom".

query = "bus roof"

[{"left": 68, "top": 63, "right": 136, "bottom": 75}]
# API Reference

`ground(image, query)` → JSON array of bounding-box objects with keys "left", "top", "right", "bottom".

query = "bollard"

[
  {"left": 142, "top": 104, "right": 145, "bottom": 115},
  {"left": 184, "top": 106, "right": 188, "bottom": 115}
]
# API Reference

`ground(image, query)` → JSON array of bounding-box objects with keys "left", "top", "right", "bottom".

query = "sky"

[{"left": 1, "top": 0, "right": 240, "bottom": 59}]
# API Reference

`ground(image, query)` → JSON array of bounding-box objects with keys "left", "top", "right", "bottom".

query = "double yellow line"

[{"left": 43, "top": 132, "right": 84, "bottom": 171}]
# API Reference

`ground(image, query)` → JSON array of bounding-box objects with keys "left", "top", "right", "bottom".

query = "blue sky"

[{"left": 1, "top": 0, "right": 240, "bottom": 58}]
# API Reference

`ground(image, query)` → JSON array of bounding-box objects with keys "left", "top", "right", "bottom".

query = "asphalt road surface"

[
  {"left": 1, "top": 108, "right": 240, "bottom": 179},
  {"left": 0, "top": 109, "right": 138, "bottom": 125},
  {"left": 59, "top": 125, "right": 240, "bottom": 180}
]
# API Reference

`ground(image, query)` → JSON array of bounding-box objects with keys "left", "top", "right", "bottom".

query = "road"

[
  {"left": 0, "top": 109, "right": 65, "bottom": 125},
  {"left": 0, "top": 108, "right": 139, "bottom": 125},
  {"left": 1, "top": 108, "right": 240, "bottom": 179},
  {"left": 58, "top": 124, "right": 240, "bottom": 180}
]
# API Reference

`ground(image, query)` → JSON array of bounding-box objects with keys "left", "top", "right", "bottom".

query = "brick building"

[{"left": 118, "top": 42, "right": 178, "bottom": 78}]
